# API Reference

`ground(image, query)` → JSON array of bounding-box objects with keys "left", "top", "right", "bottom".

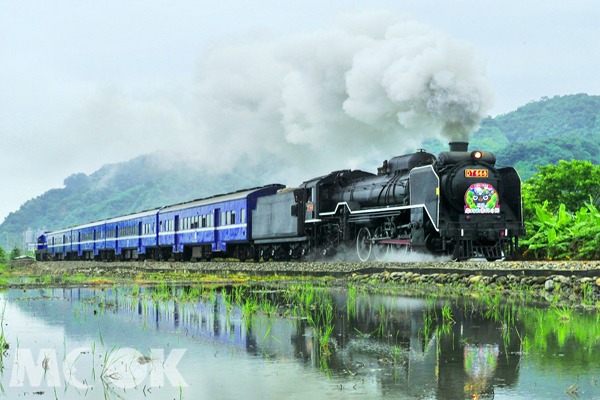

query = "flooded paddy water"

[{"left": 1, "top": 281, "right": 599, "bottom": 399}]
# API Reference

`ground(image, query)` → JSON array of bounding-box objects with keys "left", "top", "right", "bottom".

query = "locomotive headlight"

[{"left": 472, "top": 151, "right": 483, "bottom": 160}]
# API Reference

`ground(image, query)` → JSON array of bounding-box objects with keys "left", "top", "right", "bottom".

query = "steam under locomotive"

[
  {"left": 36, "top": 141, "right": 524, "bottom": 262},
  {"left": 252, "top": 141, "right": 524, "bottom": 261}
]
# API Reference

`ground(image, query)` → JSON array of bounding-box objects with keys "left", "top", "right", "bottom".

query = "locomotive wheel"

[
  {"left": 356, "top": 227, "right": 372, "bottom": 262},
  {"left": 372, "top": 227, "right": 390, "bottom": 261}
]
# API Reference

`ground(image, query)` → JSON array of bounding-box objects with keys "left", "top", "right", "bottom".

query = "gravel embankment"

[
  {"left": 23, "top": 260, "right": 600, "bottom": 301},
  {"left": 29, "top": 259, "right": 600, "bottom": 277}
]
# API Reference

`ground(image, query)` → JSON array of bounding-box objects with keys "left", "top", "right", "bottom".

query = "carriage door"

[
  {"left": 115, "top": 226, "right": 119, "bottom": 254},
  {"left": 174, "top": 215, "right": 180, "bottom": 253},
  {"left": 213, "top": 208, "right": 220, "bottom": 251},
  {"left": 138, "top": 222, "right": 143, "bottom": 253}
]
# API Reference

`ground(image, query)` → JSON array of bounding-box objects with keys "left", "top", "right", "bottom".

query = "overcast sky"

[{"left": 1, "top": 0, "right": 599, "bottom": 223}]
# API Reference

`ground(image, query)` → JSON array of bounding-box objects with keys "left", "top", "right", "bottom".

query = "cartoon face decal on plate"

[{"left": 464, "top": 183, "right": 500, "bottom": 214}]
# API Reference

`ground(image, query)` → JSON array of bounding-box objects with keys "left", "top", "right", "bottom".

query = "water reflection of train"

[{"left": 10, "top": 287, "right": 521, "bottom": 399}]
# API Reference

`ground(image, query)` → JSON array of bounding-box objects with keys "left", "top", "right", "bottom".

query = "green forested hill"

[
  {"left": 3, "top": 93, "right": 600, "bottom": 250},
  {"left": 426, "top": 93, "right": 600, "bottom": 179}
]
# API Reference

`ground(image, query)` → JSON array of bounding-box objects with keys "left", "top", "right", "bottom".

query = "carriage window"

[
  {"left": 231, "top": 211, "right": 236, "bottom": 225},
  {"left": 241, "top": 209, "right": 246, "bottom": 224}
]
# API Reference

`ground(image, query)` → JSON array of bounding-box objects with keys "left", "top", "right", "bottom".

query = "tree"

[
  {"left": 524, "top": 160, "right": 600, "bottom": 214},
  {"left": 9, "top": 246, "right": 21, "bottom": 260},
  {"left": 0, "top": 246, "right": 5, "bottom": 263}
]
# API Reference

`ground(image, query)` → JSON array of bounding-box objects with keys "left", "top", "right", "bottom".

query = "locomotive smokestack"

[{"left": 449, "top": 142, "right": 469, "bottom": 152}]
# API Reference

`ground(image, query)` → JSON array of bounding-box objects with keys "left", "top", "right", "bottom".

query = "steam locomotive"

[
  {"left": 252, "top": 141, "right": 524, "bottom": 261},
  {"left": 36, "top": 141, "right": 524, "bottom": 262}
]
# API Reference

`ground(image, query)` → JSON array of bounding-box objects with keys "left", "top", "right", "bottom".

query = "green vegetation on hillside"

[{"left": 424, "top": 93, "right": 600, "bottom": 179}]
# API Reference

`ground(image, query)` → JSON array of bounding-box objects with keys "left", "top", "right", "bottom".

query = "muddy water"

[{"left": 0, "top": 285, "right": 599, "bottom": 399}]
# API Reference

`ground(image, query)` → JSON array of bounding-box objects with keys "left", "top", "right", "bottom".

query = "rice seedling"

[
  {"left": 261, "top": 300, "right": 277, "bottom": 316},
  {"left": 552, "top": 304, "right": 573, "bottom": 322},
  {"left": 347, "top": 283, "right": 357, "bottom": 320},
  {"left": 441, "top": 301, "right": 454, "bottom": 323}
]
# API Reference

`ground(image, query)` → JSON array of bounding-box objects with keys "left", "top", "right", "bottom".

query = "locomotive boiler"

[{"left": 252, "top": 142, "right": 525, "bottom": 261}]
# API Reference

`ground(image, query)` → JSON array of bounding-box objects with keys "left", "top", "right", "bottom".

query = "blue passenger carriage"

[
  {"left": 102, "top": 209, "right": 159, "bottom": 260},
  {"left": 72, "top": 221, "right": 105, "bottom": 260},
  {"left": 46, "top": 228, "right": 72, "bottom": 260},
  {"left": 157, "top": 185, "right": 283, "bottom": 261}
]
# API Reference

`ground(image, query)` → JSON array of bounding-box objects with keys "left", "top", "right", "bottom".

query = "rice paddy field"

[{"left": 1, "top": 270, "right": 599, "bottom": 399}]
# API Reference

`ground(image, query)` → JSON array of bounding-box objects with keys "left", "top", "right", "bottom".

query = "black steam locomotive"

[{"left": 252, "top": 142, "right": 524, "bottom": 261}]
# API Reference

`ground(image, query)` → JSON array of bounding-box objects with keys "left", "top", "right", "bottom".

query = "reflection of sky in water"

[{"left": 1, "top": 288, "right": 600, "bottom": 399}]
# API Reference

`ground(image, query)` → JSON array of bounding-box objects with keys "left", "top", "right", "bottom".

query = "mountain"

[
  {"left": 424, "top": 93, "right": 600, "bottom": 178},
  {"left": 3, "top": 93, "right": 600, "bottom": 250}
]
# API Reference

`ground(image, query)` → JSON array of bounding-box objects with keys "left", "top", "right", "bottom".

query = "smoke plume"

[
  {"left": 189, "top": 10, "right": 493, "bottom": 175},
  {"left": 75, "top": 9, "right": 494, "bottom": 184}
]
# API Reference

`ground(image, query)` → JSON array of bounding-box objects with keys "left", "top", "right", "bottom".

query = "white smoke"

[
  {"left": 189, "top": 9, "right": 493, "bottom": 176},
  {"left": 73, "top": 9, "right": 494, "bottom": 183}
]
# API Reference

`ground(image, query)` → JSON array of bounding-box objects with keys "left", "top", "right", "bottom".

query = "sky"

[{"left": 1, "top": 0, "right": 599, "bottom": 223}]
